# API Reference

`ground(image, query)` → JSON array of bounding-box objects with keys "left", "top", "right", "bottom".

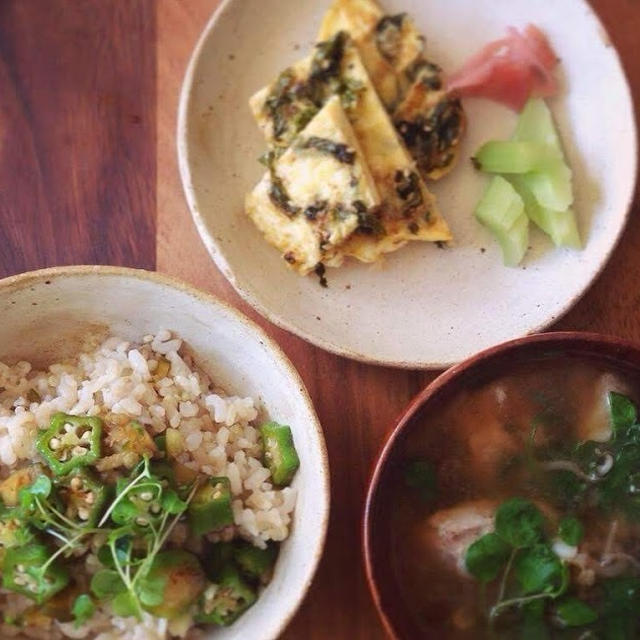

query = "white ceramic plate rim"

[
  {"left": 0, "top": 264, "right": 330, "bottom": 640},
  {"left": 177, "top": 0, "right": 638, "bottom": 370}
]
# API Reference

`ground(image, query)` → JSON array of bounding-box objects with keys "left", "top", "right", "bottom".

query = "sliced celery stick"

[
  {"left": 509, "top": 175, "right": 581, "bottom": 249},
  {"left": 513, "top": 98, "right": 574, "bottom": 212},
  {"left": 475, "top": 141, "right": 561, "bottom": 174},
  {"left": 475, "top": 176, "right": 529, "bottom": 267},
  {"left": 514, "top": 98, "right": 563, "bottom": 149},
  {"left": 521, "top": 162, "right": 573, "bottom": 211}
]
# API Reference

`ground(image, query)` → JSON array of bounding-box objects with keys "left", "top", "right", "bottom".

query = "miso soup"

[{"left": 384, "top": 357, "right": 640, "bottom": 639}]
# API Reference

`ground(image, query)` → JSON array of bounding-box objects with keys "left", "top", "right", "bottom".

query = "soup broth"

[{"left": 385, "top": 357, "right": 640, "bottom": 639}]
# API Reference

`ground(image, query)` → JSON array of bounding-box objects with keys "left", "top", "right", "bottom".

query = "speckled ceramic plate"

[{"left": 178, "top": 0, "right": 637, "bottom": 369}]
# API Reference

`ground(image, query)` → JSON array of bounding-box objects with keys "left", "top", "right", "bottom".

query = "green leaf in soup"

[
  {"left": 558, "top": 516, "right": 584, "bottom": 546},
  {"left": 520, "top": 600, "right": 551, "bottom": 640},
  {"left": 71, "top": 594, "right": 95, "bottom": 628},
  {"left": 523, "top": 599, "right": 545, "bottom": 619},
  {"left": 90, "top": 569, "right": 126, "bottom": 599},
  {"left": 598, "top": 444, "right": 640, "bottom": 513},
  {"left": 555, "top": 597, "right": 598, "bottom": 627},
  {"left": 625, "top": 423, "right": 640, "bottom": 442},
  {"left": 514, "top": 544, "right": 564, "bottom": 594},
  {"left": 464, "top": 532, "right": 511, "bottom": 582},
  {"left": 521, "top": 617, "right": 551, "bottom": 640},
  {"left": 544, "top": 469, "right": 587, "bottom": 510},
  {"left": 403, "top": 459, "right": 437, "bottom": 501},
  {"left": 614, "top": 443, "right": 640, "bottom": 471},
  {"left": 608, "top": 392, "right": 638, "bottom": 436},
  {"left": 495, "top": 498, "right": 546, "bottom": 548}
]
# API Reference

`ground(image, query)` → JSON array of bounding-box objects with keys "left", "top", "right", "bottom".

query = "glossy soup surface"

[{"left": 385, "top": 357, "right": 640, "bottom": 639}]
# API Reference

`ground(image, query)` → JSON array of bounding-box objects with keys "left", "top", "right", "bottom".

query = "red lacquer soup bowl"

[{"left": 363, "top": 332, "right": 640, "bottom": 639}]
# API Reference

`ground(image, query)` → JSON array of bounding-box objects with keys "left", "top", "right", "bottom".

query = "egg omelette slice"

[
  {"left": 246, "top": 95, "right": 381, "bottom": 275},
  {"left": 249, "top": 32, "right": 451, "bottom": 267},
  {"left": 317, "top": 0, "right": 424, "bottom": 110},
  {"left": 318, "top": 0, "right": 466, "bottom": 181}
]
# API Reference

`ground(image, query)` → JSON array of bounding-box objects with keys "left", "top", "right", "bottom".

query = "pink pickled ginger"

[{"left": 447, "top": 25, "right": 559, "bottom": 111}]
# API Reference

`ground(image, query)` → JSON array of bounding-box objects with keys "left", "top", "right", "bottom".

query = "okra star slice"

[
  {"left": 2, "top": 544, "right": 69, "bottom": 604},
  {"left": 259, "top": 422, "right": 300, "bottom": 486},
  {"left": 36, "top": 413, "right": 102, "bottom": 475},
  {"left": 233, "top": 541, "right": 278, "bottom": 583},
  {"left": 112, "top": 478, "right": 164, "bottom": 528},
  {"left": 196, "top": 565, "right": 257, "bottom": 626},
  {"left": 55, "top": 469, "right": 108, "bottom": 527},
  {"left": 188, "top": 477, "right": 234, "bottom": 536},
  {"left": 143, "top": 550, "right": 207, "bottom": 619}
]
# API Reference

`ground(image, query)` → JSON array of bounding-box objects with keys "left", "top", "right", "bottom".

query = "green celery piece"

[
  {"left": 475, "top": 175, "right": 529, "bottom": 267},
  {"left": 475, "top": 140, "right": 561, "bottom": 174},
  {"left": 514, "top": 98, "right": 563, "bottom": 147},
  {"left": 521, "top": 163, "right": 573, "bottom": 212},
  {"left": 509, "top": 175, "right": 581, "bottom": 249},
  {"left": 513, "top": 98, "right": 576, "bottom": 216}
]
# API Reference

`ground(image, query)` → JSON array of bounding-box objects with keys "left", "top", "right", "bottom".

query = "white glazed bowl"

[{"left": 0, "top": 266, "right": 330, "bottom": 640}]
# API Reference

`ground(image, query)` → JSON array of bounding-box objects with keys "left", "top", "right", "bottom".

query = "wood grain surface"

[
  {"left": 0, "top": 0, "right": 156, "bottom": 274},
  {"left": 1, "top": 0, "right": 639, "bottom": 637}
]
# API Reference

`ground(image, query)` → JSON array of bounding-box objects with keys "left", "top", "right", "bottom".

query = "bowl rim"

[
  {"left": 176, "top": 0, "right": 638, "bottom": 370},
  {"left": 0, "top": 264, "right": 331, "bottom": 640},
  {"left": 362, "top": 330, "right": 640, "bottom": 639}
]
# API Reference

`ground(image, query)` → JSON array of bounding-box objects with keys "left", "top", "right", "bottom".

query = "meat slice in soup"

[
  {"left": 449, "top": 384, "right": 537, "bottom": 487},
  {"left": 425, "top": 499, "right": 497, "bottom": 574}
]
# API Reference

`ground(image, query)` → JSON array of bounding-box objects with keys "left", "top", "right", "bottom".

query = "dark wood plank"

[{"left": 0, "top": 0, "right": 156, "bottom": 276}]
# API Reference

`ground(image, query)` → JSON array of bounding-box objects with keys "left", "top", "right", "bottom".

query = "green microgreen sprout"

[
  {"left": 464, "top": 498, "right": 570, "bottom": 625},
  {"left": 88, "top": 457, "right": 199, "bottom": 619},
  {"left": 531, "top": 392, "right": 640, "bottom": 521},
  {"left": 19, "top": 474, "right": 89, "bottom": 549},
  {"left": 4, "top": 454, "right": 199, "bottom": 620},
  {"left": 462, "top": 391, "right": 640, "bottom": 637}
]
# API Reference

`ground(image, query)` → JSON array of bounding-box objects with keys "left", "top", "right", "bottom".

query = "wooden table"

[{"left": 0, "top": 1, "right": 638, "bottom": 637}]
